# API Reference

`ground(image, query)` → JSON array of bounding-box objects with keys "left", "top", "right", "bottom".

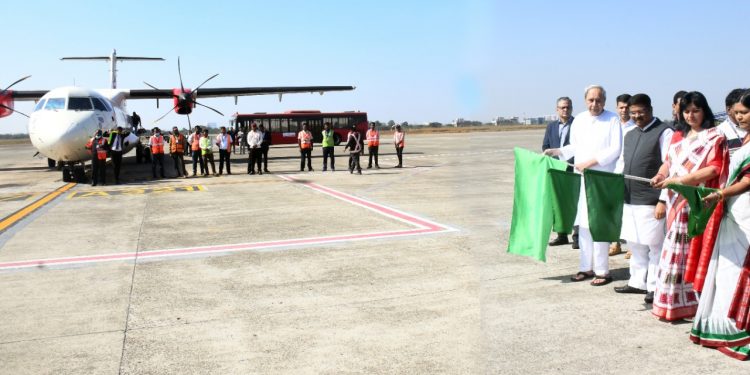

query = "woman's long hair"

[{"left": 676, "top": 91, "right": 715, "bottom": 135}]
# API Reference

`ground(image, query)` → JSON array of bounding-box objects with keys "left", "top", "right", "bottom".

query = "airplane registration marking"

[
  {"left": 67, "top": 185, "right": 204, "bottom": 199},
  {"left": 0, "top": 176, "right": 456, "bottom": 271},
  {"left": 0, "top": 183, "right": 76, "bottom": 233}
]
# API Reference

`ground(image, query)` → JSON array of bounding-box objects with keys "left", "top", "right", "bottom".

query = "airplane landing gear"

[
  {"left": 47, "top": 158, "right": 56, "bottom": 168},
  {"left": 61, "top": 162, "right": 87, "bottom": 183}
]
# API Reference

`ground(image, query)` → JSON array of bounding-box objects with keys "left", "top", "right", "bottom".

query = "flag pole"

[{"left": 565, "top": 162, "right": 653, "bottom": 183}]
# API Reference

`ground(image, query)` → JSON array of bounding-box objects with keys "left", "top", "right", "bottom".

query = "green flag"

[
  {"left": 507, "top": 148, "right": 568, "bottom": 261},
  {"left": 666, "top": 183, "right": 719, "bottom": 238},
  {"left": 584, "top": 169, "right": 624, "bottom": 242},
  {"left": 548, "top": 169, "right": 580, "bottom": 234}
]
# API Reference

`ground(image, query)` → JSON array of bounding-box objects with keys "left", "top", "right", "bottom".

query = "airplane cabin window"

[
  {"left": 33, "top": 99, "right": 47, "bottom": 112},
  {"left": 92, "top": 98, "right": 108, "bottom": 111},
  {"left": 44, "top": 98, "right": 66, "bottom": 111},
  {"left": 68, "top": 97, "right": 93, "bottom": 111}
]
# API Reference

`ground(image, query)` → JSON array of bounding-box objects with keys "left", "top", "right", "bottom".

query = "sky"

[{"left": 1, "top": 0, "right": 746, "bottom": 133}]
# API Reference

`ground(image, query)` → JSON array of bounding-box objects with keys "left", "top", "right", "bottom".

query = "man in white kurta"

[
  {"left": 545, "top": 85, "right": 622, "bottom": 285},
  {"left": 612, "top": 94, "right": 673, "bottom": 302}
]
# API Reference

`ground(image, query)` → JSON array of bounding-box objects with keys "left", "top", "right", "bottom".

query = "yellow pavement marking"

[
  {"left": 0, "top": 183, "right": 76, "bottom": 233},
  {"left": 67, "top": 185, "right": 205, "bottom": 199},
  {"left": 0, "top": 193, "right": 37, "bottom": 202}
]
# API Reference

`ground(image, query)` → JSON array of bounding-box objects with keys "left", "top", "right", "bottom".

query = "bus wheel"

[{"left": 333, "top": 134, "right": 341, "bottom": 146}]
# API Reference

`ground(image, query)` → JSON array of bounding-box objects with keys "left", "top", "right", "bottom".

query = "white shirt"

[
  {"left": 717, "top": 118, "right": 747, "bottom": 154},
  {"left": 247, "top": 130, "right": 262, "bottom": 148},
  {"left": 216, "top": 133, "right": 232, "bottom": 150},
  {"left": 560, "top": 109, "right": 622, "bottom": 172}
]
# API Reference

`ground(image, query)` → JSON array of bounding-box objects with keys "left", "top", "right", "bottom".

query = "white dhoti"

[
  {"left": 575, "top": 181, "right": 610, "bottom": 276},
  {"left": 621, "top": 204, "right": 666, "bottom": 291}
]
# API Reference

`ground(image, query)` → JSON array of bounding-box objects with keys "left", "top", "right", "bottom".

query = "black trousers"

[
  {"left": 110, "top": 150, "right": 122, "bottom": 182},
  {"left": 218, "top": 149, "right": 231, "bottom": 174},
  {"left": 261, "top": 144, "right": 270, "bottom": 171},
  {"left": 348, "top": 153, "right": 361, "bottom": 172},
  {"left": 322, "top": 147, "right": 335, "bottom": 170},
  {"left": 204, "top": 152, "right": 216, "bottom": 175},
  {"left": 367, "top": 146, "right": 379, "bottom": 167},
  {"left": 191, "top": 150, "right": 205, "bottom": 175},
  {"left": 152, "top": 153, "right": 165, "bottom": 177},
  {"left": 248, "top": 147, "right": 262, "bottom": 173},
  {"left": 395, "top": 146, "right": 404, "bottom": 166},
  {"left": 172, "top": 153, "right": 186, "bottom": 177},
  {"left": 300, "top": 148, "right": 312, "bottom": 171},
  {"left": 91, "top": 158, "right": 106, "bottom": 185}
]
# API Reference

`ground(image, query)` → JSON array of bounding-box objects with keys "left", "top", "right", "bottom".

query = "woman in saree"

[
  {"left": 650, "top": 91, "right": 729, "bottom": 321},
  {"left": 690, "top": 90, "right": 750, "bottom": 360}
]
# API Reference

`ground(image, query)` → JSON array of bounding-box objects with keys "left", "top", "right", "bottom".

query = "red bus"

[{"left": 230, "top": 110, "right": 368, "bottom": 145}]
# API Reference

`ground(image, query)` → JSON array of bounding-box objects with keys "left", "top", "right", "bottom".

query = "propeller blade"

[
  {"left": 194, "top": 101, "right": 224, "bottom": 116},
  {"left": 143, "top": 81, "right": 160, "bottom": 90},
  {"left": 177, "top": 57, "right": 185, "bottom": 92},
  {"left": 1, "top": 75, "right": 31, "bottom": 95},
  {"left": 0, "top": 103, "right": 29, "bottom": 118},
  {"left": 186, "top": 113, "right": 192, "bottom": 131},
  {"left": 192, "top": 73, "right": 219, "bottom": 94},
  {"left": 153, "top": 104, "right": 180, "bottom": 123}
]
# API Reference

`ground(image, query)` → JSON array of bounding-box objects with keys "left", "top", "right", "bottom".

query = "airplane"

[{"left": 0, "top": 50, "right": 355, "bottom": 182}]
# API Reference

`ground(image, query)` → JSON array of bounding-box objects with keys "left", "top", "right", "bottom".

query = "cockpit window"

[
  {"left": 91, "top": 97, "right": 109, "bottom": 111},
  {"left": 33, "top": 99, "right": 46, "bottom": 112},
  {"left": 68, "top": 97, "right": 93, "bottom": 111},
  {"left": 44, "top": 98, "right": 65, "bottom": 111}
]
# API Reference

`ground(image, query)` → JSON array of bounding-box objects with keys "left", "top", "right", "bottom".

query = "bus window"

[
  {"left": 270, "top": 118, "right": 280, "bottom": 132},
  {"left": 279, "top": 118, "right": 288, "bottom": 132}
]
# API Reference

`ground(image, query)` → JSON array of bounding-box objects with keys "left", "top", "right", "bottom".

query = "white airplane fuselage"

[{"left": 27, "top": 86, "right": 139, "bottom": 162}]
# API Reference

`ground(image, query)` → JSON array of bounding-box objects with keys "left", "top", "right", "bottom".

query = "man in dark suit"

[{"left": 542, "top": 96, "right": 578, "bottom": 248}]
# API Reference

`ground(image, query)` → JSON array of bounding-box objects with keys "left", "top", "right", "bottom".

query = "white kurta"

[
  {"left": 559, "top": 109, "right": 622, "bottom": 229},
  {"left": 717, "top": 118, "right": 748, "bottom": 144}
]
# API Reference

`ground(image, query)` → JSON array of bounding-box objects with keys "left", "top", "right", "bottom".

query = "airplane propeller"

[
  {"left": 144, "top": 57, "right": 224, "bottom": 131},
  {"left": 0, "top": 75, "right": 32, "bottom": 118}
]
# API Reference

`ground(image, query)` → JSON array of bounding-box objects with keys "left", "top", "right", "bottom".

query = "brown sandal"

[
  {"left": 570, "top": 271, "right": 595, "bottom": 282},
  {"left": 590, "top": 275, "right": 613, "bottom": 286}
]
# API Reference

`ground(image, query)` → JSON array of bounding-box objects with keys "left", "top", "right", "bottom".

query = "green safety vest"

[{"left": 321, "top": 130, "right": 335, "bottom": 147}]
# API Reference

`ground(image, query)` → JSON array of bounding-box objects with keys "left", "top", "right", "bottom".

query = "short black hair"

[
  {"left": 616, "top": 94, "right": 631, "bottom": 104},
  {"left": 673, "top": 90, "right": 687, "bottom": 105},
  {"left": 725, "top": 88, "right": 745, "bottom": 108},
  {"left": 628, "top": 93, "right": 651, "bottom": 108},
  {"left": 677, "top": 91, "right": 715, "bottom": 134}
]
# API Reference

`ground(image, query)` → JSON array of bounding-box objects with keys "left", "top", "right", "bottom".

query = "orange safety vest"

[
  {"left": 366, "top": 129, "right": 380, "bottom": 147},
  {"left": 394, "top": 132, "right": 405, "bottom": 148},
  {"left": 191, "top": 133, "right": 201, "bottom": 151},
  {"left": 87, "top": 137, "right": 108, "bottom": 160},
  {"left": 150, "top": 134, "right": 165, "bottom": 154},
  {"left": 299, "top": 131, "right": 313, "bottom": 149},
  {"left": 170, "top": 134, "right": 185, "bottom": 154}
]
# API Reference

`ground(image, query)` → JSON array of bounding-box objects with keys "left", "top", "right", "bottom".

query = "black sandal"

[
  {"left": 590, "top": 275, "right": 613, "bottom": 286},
  {"left": 570, "top": 271, "right": 595, "bottom": 282}
]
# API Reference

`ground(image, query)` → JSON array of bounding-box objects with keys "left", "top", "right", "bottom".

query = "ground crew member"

[
  {"left": 200, "top": 128, "right": 217, "bottom": 176},
  {"left": 394, "top": 124, "right": 405, "bottom": 168},
  {"left": 344, "top": 125, "right": 362, "bottom": 174},
  {"left": 366, "top": 122, "right": 380, "bottom": 169},
  {"left": 298, "top": 123, "right": 314, "bottom": 172},
  {"left": 188, "top": 126, "right": 205, "bottom": 177},
  {"left": 131, "top": 111, "right": 141, "bottom": 132},
  {"left": 149, "top": 127, "right": 166, "bottom": 179},
  {"left": 170, "top": 126, "right": 188, "bottom": 178},
  {"left": 216, "top": 126, "right": 233, "bottom": 175},
  {"left": 321, "top": 122, "right": 335, "bottom": 171},
  {"left": 247, "top": 123, "right": 263, "bottom": 174},
  {"left": 108, "top": 126, "right": 125, "bottom": 184},
  {"left": 86, "top": 129, "right": 109, "bottom": 186},
  {"left": 260, "top": 124, "right": 272, "bottom": 173}
]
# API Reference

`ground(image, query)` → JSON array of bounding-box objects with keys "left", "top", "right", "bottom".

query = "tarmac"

[{"left": 0, "top": 130, "right": 746, "bottom": 374}]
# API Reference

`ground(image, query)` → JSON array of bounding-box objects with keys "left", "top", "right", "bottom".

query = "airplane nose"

[{"left": 29, "top": 111, "right": 99, "bottom": 161}]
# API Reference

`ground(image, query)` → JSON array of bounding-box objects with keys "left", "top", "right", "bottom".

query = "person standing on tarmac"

[
  {"left": 108, "top": 126, "right": 125, "bottom": 184},
  {"left": 366, "top": 122, "right": 380, "bottom": 169},
  {"left": 149, "top": 127, "right": 166, "bottom": 179},
  {"left": 86, "top": 129, "right": 109, "bottom": 186},
  {"left": 200, "top": 128, "right": 218, "bottom": 176},
  {"left": 298, "top": 123, "right": 314, "bottom": 172},
  {"left": 393, "top": 124, "right": 405, "bottom": 168},
  {"left": 215, "top": 126, "right": 233, "bottom": 175},
  {"left": 246, "top": 122, "right": 263, "bottom": 175},
  {"left": 321, "top": 122, "right": 336, "bottom": 172},
  {"left": 260, "top": 124, "right": 272, "bottom": 173},
  {"left": 344, "top": 125, "right": 363, "bottom": 174},
  {"left": 169, "top": 126, "right": 188, "bottom": 178},
  {"left": 188, "top": 126, "right": 205, "bottom": 177}
]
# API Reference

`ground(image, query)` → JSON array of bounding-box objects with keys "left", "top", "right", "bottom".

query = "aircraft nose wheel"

[{"left": 61, "top": 163, "right": 87, "bottom": 183}]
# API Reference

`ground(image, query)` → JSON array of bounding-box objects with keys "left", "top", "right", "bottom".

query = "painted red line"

[{"left": 0, "top": 228, "right": 440, "bottom": 270}]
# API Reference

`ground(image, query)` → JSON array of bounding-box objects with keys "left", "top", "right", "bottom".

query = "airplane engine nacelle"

[
  {"left": 172, "top": 88, "right": 194, "bottom": 115},
  {"left": 0, "top": 91, "right": 14, "bottom": 118}
]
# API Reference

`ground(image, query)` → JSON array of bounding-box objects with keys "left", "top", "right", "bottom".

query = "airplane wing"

[{"left": 127, "top": 85, "right": 355, "bottom": 99}]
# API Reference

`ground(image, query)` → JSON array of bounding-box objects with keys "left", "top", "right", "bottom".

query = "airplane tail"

[{"left": 61, "top": 49, "right": 164, "bottom": 89}]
